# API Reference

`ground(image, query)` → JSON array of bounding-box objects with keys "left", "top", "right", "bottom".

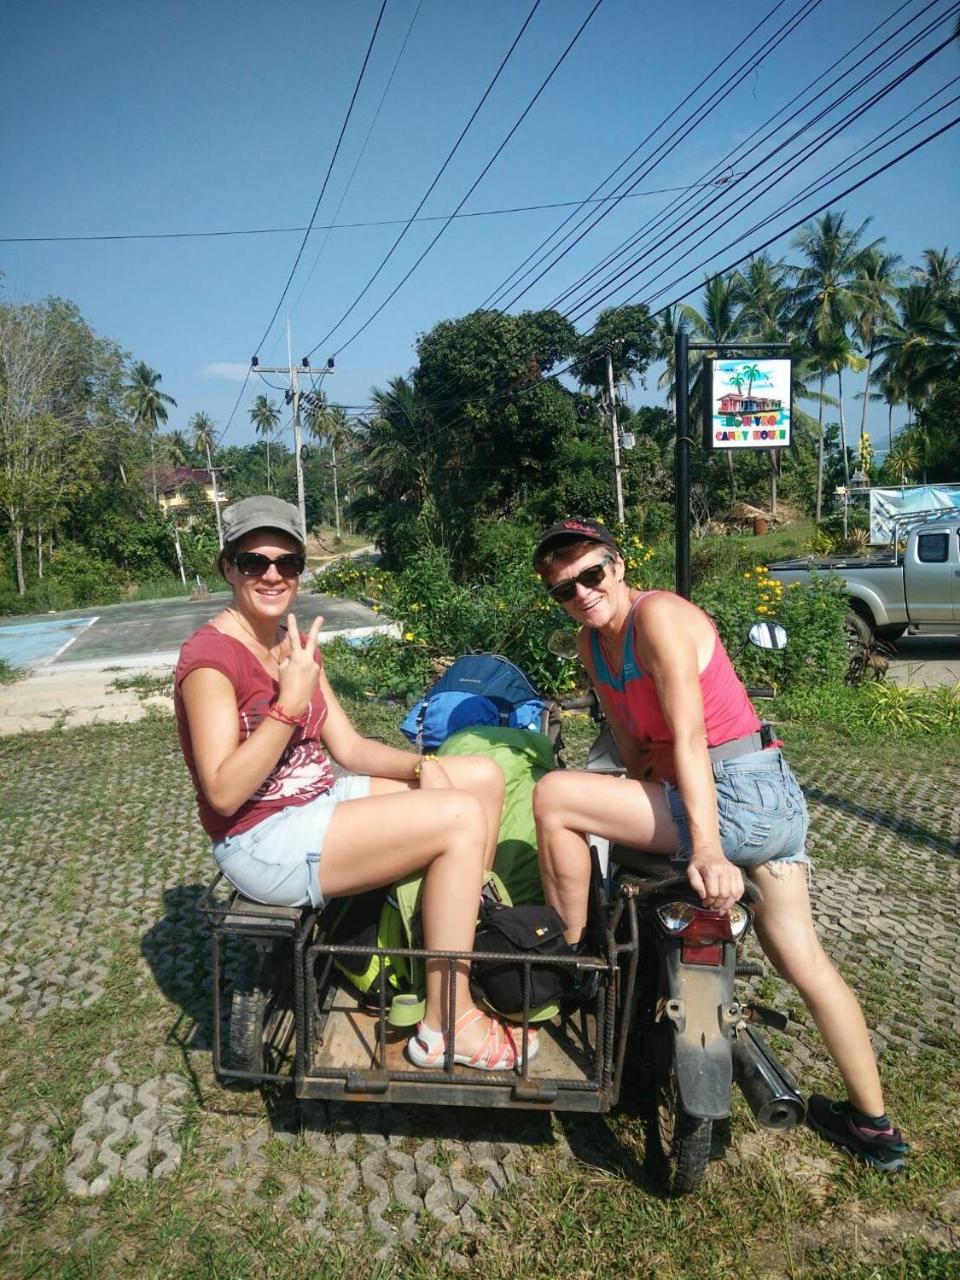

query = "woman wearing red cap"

[
  {"left": 531, "top": 517, "right": 905, "bottom": 1171},
  {"left": 175, "top": 495, "right": 534, "bottom": 1072}
]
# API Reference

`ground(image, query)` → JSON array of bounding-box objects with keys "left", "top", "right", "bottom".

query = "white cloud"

[{"left": 201, "top": 361, "right": 250, "bottom": 381}]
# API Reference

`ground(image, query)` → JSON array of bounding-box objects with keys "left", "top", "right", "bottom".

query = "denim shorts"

[
  {"left": 663, "top": 749, "right": 810, "bottom": 870},
  {"left": 212, "top": 774, "right": 371, "bottom": 911}
]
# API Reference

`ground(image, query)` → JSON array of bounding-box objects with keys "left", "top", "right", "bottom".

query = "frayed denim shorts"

[
  {"left": 212, "top": 774, "right": 371, "bottom": 911},
  {"left": 664, "top": 749, "right": 810, "bottom": 871}
]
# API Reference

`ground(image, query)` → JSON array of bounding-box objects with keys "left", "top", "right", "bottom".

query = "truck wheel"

[
  {"left": 223, "top": 938, "right": 291, "bottom": 1080},
  {"left": 641, "top": 1021, "right": 712, "bottom": 1195},
  {"left": 843, "top": 610, "right": 875, "bottom": 650}
]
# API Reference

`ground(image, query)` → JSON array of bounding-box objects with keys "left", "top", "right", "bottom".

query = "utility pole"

[
  {"left": 606, "top": 349, "right": 625, "bottom": 524},
  {"left": 251, "top": 323, "right": 334, "bottom": 544},
  {"left": 201, "top": 439, "right": 225, "bottom": 549}
]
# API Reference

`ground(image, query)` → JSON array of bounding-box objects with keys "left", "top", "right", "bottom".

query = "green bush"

[{"left": 694, "top": 566, "right": 849, "bottom": 692}]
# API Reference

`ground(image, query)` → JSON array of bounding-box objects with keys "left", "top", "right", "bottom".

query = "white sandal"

[{"left": 406, "top": 1008, "right": 538, "bottom": 1071}]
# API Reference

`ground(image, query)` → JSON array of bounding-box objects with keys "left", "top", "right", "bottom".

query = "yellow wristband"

[{"left": 412, "top": 753, "right": 438, "bottom": 782}]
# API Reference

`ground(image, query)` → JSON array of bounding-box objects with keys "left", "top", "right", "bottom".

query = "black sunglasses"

[
  {"left": 233, "top": 551, "right": 306, "bottom": 578},
  {"left": 548, "top": 555, "right": 613, "bottom": 603}
]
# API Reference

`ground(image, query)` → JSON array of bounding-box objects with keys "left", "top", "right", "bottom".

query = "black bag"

[{"left": 470, "top": 902, "right": 573, "bottom": 1015}]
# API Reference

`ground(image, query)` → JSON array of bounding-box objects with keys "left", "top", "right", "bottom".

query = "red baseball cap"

[{"left": 533, "top": 517, "right": 619, "bottom": 569}]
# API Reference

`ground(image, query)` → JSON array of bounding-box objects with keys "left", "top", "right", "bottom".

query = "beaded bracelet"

[
  {"left": 412, "top": 753, "right": 438, "bottom": 782},
  {"left": 267, "top": 703, "right": 307, "bottom": 728}
]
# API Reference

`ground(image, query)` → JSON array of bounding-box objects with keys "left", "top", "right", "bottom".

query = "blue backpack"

[{"left": 400, "top": 654, "right": 548, "bottom": 749}]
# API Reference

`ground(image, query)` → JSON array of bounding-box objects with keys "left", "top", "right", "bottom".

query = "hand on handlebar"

[{"left": 686, "top": 853, "right": 744, "bottom": 913}]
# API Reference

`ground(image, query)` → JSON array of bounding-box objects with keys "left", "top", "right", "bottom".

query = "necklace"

[{"left": 227, "top": 608, "right": 284, "bottom": 668}]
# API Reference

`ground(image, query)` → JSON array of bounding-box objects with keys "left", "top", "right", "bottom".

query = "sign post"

[{"left": 674, "top": 341, "right": 791, "bottom": 599}]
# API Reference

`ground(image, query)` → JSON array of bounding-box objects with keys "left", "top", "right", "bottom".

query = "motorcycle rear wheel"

[{"left": 642, "top": 1022, "right": 712, "bottom": 1195}]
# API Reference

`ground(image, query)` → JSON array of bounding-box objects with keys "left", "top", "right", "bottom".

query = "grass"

[
  {"left": 0, "top": 657, "right": 22, "bottom": 685},
  {"left": 109, "top": 671, "right": 175, "bottom": 700},
  {"left": 0, "top": 701, "right": 957, "bottom": 1278}
]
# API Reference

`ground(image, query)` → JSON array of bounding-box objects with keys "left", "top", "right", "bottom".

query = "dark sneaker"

[{"left": 807, "top": 1094, "right": 909, "bottom": 1172}]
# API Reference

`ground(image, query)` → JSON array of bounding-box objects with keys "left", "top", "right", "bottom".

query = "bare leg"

[
  {"left": 750, "top": 862, "right": 884, "bottom": 1115},
  {"left": 433, "top": 755, "right": 505, "bottom": 870},
  {"left": 533, "top": 769, "right": 680, "bottom": 943},
  {"left": 320, "top": 786, "right": 495, "bottom": 1055}
]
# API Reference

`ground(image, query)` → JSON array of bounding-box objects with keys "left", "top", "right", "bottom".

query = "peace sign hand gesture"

[{"left": 278, "top": 612, "right": 323, "bottom": 718}]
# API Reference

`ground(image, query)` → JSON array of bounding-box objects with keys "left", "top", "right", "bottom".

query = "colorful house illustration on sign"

[{"left": 717, "top": 393, "right": 783, "bottom": 414}]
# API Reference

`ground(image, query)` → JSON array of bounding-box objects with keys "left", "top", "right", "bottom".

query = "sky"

[{"left": 2, "top": 0, "right": 958, "bottom": 457}]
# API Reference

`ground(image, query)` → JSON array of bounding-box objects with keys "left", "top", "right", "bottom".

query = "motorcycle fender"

[{"left": 661, "top": 949, "right": 735, "bottom": 1121}]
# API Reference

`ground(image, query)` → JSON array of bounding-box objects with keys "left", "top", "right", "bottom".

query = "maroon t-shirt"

[{"left": 174, "top": 624, "right": 335, "bottom": 840}]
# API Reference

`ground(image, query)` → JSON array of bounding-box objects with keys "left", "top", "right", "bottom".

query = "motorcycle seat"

[{"left": 612, "top": 847, "right": 678, "bottom": 879}]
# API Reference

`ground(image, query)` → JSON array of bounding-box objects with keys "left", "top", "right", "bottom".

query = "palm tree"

[
  {"left": 733, "top": 253, "right": 789, "bottom": 339},
  {"left": 124, "top": 361, "right": 176, "bottom": 501},
  {"left": 304, "top": 392, "right": 351, "bottom": 538},
  {"left": 819, "top": 333, "right": 867, "bottom": 534},
  {"left": 681, "top": 273, "right": 745, "bottom": 502},
  {"left": 882, "top": 432, "right": 922, "bottom": 485},
  {"left": 912, "top": 246, "right": 959, "bottom": 301},
  {"left": 654, "top": 306, "right": 686, "bottom": 417},
  {"left": 787, "top": 210, "right": 884, "bottom": 520},
  {"left": 872, "top": 285, "right": 958, "bottom": 425},
  {"left": 161, "top": 429, "right": 192, "bottom": 468},
  {"left": 249, "top": 394, "right": 281, "bottom": 492},
  {"left": 853, "top": 248, "right": 902, "bottom": 457},
  {"left": 189, "top": 411, "right": 223, "bottom": 548}
]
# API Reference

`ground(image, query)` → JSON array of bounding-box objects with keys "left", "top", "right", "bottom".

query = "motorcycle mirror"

[
  {"left": 747, "top": 621, "right": 788, "bottom": 651},
  {"left": 547, "top": 629, "right": 579, "bottom": 660}
]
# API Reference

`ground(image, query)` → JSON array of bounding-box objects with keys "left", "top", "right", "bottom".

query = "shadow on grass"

[
  {"left": 141, "top": 883, "right": 216, "bottom": 1100},
  {"left": 803, "top": 784, "right": 959, "bottom": 860}
]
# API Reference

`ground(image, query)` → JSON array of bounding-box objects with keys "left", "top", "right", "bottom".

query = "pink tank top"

[{"left": 586, "top": 592, "right": 760, "bottom": 783}]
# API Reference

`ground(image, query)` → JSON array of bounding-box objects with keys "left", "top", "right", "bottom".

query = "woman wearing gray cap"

[
  {"left": 530, "top": 517, "right": 905, "bottom": 1172},
  {"left": 175, "top": 495, "right": 534, "bottom": 1072}
]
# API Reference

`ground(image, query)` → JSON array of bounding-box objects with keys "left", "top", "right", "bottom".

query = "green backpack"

[
  {"left": 330, "top": 870, "right": 558, "bottom": 1027},
  {"left": 330, "top": 881, "right": 424, "bottom": 1027}
]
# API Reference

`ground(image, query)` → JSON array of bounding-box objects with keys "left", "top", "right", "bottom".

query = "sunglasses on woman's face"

[
  {"left": 548, "top": 555, "right": 613, "bottom": 603},
  {"left": 234, "top": 551, "right": 306, "bottom": 578}
]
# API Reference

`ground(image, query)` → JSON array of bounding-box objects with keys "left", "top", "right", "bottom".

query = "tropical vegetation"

[{"left": 1, "top": 210, "right": 957, "bottom": 619}]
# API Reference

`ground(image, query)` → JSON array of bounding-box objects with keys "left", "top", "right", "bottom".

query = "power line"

[
  {"left": 563, "top": 20, "right": 960, "bottom": 323},
  {"left": 253, "top": 0, "right": 389, "bottom": 358},
  {"left": 503, "top": 0, "right": 956, "bottom": 315},
  {"left": 308, "top": 0, "right": 607, "bottom": 360},
  {"left": 544, "top": 0, "right": 932, "bottom": 315},
  {"left": 380, "top": 113, "right": 959, "bottom": 430},
  {"left": 0, "top": 181, "right": 745, "bottom": 245},
  {"left": 303, "top": 0, "right": 544, "bottom": 356},
  {"left": 488, "top": 0, "right": 825, "bottom": 314},
  {"left": 410, "top": 0, "right": 824, "bottom": 416},
  {"left": 282, "top": 0, "right": 427, "bottom": 339}
]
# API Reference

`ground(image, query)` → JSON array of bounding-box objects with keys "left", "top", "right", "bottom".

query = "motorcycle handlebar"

[
  {"left": 745, "top": 684, "right": 776, "bottom": 699},
  {"left": 559, "top": 694, "right": 597, "bottom": 711}
]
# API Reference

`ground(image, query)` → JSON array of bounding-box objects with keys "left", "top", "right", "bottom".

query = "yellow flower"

[{"left": 409, "top": 602, "right": 420, "bottom": 612}]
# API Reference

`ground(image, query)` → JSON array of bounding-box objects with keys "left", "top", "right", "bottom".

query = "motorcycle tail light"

[
  {"left": 656, "top": 902, "right": 697, "bottom": 933},
  {"left": 675, "top": 906, "right": 734, "bottom": 967}
]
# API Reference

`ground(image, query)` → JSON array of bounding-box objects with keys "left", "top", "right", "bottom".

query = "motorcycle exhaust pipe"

[{"left": 732, "top": 1026, "right": 806, "bottom": 1130}]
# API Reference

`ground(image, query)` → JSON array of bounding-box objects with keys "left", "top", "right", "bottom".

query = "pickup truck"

[{"left": 768, "top": 515, "right": 960, "bottom": 645}]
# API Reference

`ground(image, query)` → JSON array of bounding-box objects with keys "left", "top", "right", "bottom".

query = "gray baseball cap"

[{"left": 221, "top": 496, "right": 305, "bottom": 550}]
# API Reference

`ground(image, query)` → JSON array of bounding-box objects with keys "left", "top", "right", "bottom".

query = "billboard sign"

[{"left": 703, "top": 358, "right": 792, "bottom": 450}]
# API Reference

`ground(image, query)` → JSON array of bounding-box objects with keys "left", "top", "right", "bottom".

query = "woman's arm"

[
  {"left": 181, "top": 666, "right": 299, "bottom": 816},
  {"left": 632, "top": 596, "right": 744, "bottom": 911},
  {"left": 317, "top": 669, "right": 450, "bottom": 787}
]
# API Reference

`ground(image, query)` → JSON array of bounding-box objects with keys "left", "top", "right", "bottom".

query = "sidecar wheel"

[{"left": 223, "top": 938, "right": 291, "bottom": 1080}]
